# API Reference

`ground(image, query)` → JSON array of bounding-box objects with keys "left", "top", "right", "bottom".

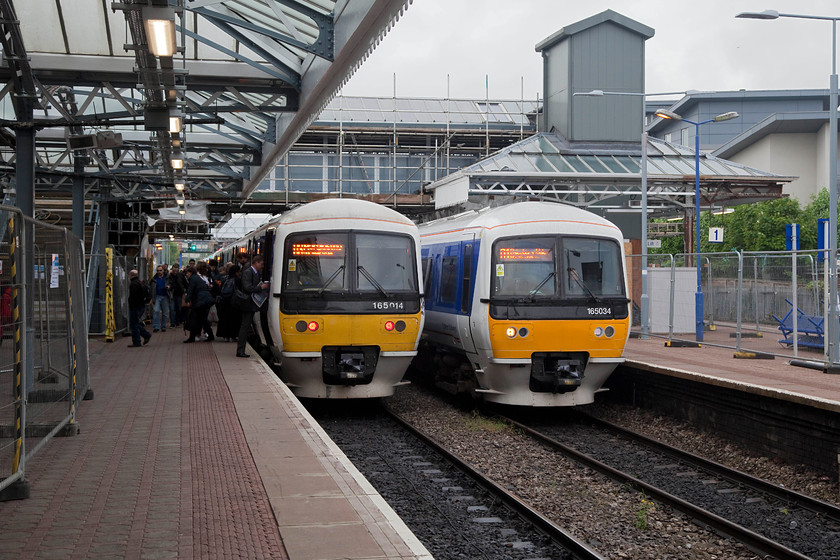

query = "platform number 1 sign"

[{"left": 709, "top": 227, "right": 723, "bottom": 244}]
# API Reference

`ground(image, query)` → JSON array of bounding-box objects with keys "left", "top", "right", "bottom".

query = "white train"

[
  {"left": 213, "top": 199, "right": 425, "bottom": 399},
  {"left": 416, "top": 201, "right": 630, "bottom": 406}
]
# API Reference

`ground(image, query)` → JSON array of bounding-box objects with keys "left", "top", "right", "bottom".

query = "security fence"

[
  {"left": 629, "top": 249, "right": 836, "bottom": 362},
  {"left": 0, "top": 206, "right": 89, "bottom": 500},
  {"left": 86, "top": 248, "right": 130, "bottom": 336}
]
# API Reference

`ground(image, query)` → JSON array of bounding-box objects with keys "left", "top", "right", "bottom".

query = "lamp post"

[
  {"left": 736, "top": 10, "right": 839, "bottom": 363},
  {"left": 574, "top": 89, "right": 692, "bottom": 338},
  {"left": 654, "top": 109, "right": 739, "bottom": 342}
]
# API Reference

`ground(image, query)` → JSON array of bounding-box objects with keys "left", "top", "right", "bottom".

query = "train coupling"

[
  {"left": 529, "top": 352, "right": 587, "bottom": 394},
  {"left": 322, "top": 346, "right": 379, "bottom": 386}
]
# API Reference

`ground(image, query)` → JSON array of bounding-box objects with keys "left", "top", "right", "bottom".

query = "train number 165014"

[{"left": 372, "top": 301, "right": 405, "bottom": 310}]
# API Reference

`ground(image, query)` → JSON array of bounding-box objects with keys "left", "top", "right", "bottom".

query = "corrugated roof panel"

[
  {"left": 63, "top": 0, "right": 112, "bottom": 55},
  {"left": 17, "top": 2, "right": 66, "bottom": 53}
]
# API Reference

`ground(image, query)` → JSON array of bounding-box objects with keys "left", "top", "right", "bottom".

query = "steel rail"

[
  {"left": 383, "top": 404, "right": 606, "bottom": 560},
  {"left": 577, "top": 411, "right": 840, "bottom": 524},
  {"left": 497, "top": 413, "right": 812, "bottom": 560}
]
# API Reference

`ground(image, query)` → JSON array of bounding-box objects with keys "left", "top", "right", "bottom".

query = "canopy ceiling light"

[
  {"left": 143, "top": 7, "right": 176, "bottom": 57},
  {"left": 170, "top": 155, "right": 184, "bottom": 170},
  {"left": 169, "top": 116, "right": 182, "bottom": 134},
  {"left": 175, "top": 182, "right": 185, "bottom": 191},
  {"left": 176, "top": 197, "right": 185, "bottom": 206},
  {"left": 178, "top": 208, "right": 186, "bottom": 215}
]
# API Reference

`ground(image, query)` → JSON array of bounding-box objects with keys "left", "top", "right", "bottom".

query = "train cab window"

[
  {"left": 284, "top": 233, "right": 348, "bottom": 291},
  {"left": 355, "top": 233, "right": 417, "bottom": 293},
  {"left": 563, "top": 238, "right": 624, "bottom": 297},
  {"left": 492, "top": 237, "right": 556, "bottom": 297},
  {"left": 440, "top": 256, "right": 458, "bottom": 304}
]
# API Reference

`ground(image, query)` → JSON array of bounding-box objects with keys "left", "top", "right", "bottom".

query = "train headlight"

[
  {"left": 518, "top": 327, "right": 529, "bottom": 338},
  {"left": 395, "top": 320, "right": 406, "bottom": 332},
  {"left": 296, "top": 320, "right": 307, "bottom": 332},
  {"left": 594, "top": 327, "right": 604, "bottom": 337},
  {"left": 384, "top": 321, "right": 395, "bottom": 331},
  {"left": 604, "top": 326, "right": 615, "bottom": 338},
  {"left": 307, "top": 321, "right": 320, "bottom": 332},
  {"left": 506, "top": 326, "right": 517, "bottom": 338}
]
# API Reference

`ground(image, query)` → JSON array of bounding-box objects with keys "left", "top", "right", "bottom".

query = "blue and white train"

[{"left": 416, "top": 201, "right": 630, "bottom": 406}]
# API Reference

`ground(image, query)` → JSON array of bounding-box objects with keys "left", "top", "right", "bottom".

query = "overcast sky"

[{"left": 341, "top": 0, "right": 839, "bottom": 100}]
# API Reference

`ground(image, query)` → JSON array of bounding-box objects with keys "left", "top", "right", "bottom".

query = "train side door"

[{"left": 457, "top": 235, "right": 477, "bottom": 354}]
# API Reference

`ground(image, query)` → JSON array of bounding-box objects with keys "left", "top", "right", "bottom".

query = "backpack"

[{"left": 220, "top": 277, "right": 236, "bottom": 299}]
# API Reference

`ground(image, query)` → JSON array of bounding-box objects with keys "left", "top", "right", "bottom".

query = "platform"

[
  {"left": 0, "top": 330, "right": 432, "bottom": 560},
  {"left": 622, "top": 328, "right": 840, "bottom": 412}
]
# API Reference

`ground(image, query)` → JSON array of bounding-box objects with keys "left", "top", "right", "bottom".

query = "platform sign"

[
  {"left": 708, "top": 227, "right": 724, "bottom": 244},
  {"left": 646, "top": 239, "right": 661, "bottom": 248}
]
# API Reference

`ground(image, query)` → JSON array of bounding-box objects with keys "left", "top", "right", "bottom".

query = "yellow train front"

[
  {"left": 267, "top": 199, "right": 424, "bottom": 399},
  {"left": 419, "top": 201, "right": 630, "bottom": 406}
]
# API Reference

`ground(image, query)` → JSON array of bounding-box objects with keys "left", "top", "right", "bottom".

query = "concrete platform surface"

[{"left": 0, "top": 330, "right": 432, "bottom": 560}]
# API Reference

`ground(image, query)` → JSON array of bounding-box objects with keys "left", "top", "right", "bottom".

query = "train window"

[
  {"left": 421, "top": 257, "right": 433, "bottom": 296},
  {"left": 562, "top": 238, "right": 624, "bottom": 297},
  {"left": 356, "top": 233, "right": 417, "bottom": 293},
  {"left": 492, "top": 237, "right": 556, "bottom": 297},
  {"left": 440, "top": 256, "right": 458, "bottom": 304},
  {"left": 284, "top": 233, "right": 348, "bottom": 291}
]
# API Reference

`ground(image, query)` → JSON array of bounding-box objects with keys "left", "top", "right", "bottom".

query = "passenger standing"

[
  {"left": 215, "top": 264, "right": 240, "bottom": 341},
  {"left": 150, "top": 265, "right": 170, "bottom": 332},
  {"left": 236, "top": 255, "right": 269, "bottom": 358},
  {"left": 169, "top": 263, "right": 186, "bottom": 327},
  {"left": 127, "top": 270, "right": 152, "bottom": 347},
  {"left": 183, "top": 264, "right": 215, "bottom": 343}
]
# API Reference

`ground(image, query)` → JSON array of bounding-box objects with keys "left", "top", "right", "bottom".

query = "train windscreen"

[
  {"left": 283, "top": 232, "right": 417, "bottom": 294},
  {"left": 491, "top": 236, "right": 624, "bottom": 299}
]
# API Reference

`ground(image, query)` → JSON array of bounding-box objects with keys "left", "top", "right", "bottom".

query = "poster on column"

[{"left": 50, "top": 254, "right": 60, "bottom": 288}]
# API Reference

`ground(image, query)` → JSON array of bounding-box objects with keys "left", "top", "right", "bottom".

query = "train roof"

[
  {"left": 274, "top": 198, "right": 417, "bottom": 228},
  {"left": 419, "top": 201, "right": 622, "bottom": 237}
]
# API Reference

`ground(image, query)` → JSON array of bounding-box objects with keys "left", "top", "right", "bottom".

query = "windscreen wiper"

[
  {"left": 528, "top": 271, "right": 556, "bottom": 299},
  {"left": 358, "top": 265, "right": 389, "bottom": 297},
  {"left": 317, "top": 265, "right": 345, "bottom": 295},
  {"left": 567, "top": 267, "right": 602, "bottom": 303}
]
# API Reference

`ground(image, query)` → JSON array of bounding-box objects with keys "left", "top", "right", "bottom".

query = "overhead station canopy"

[
  {"left": 425, "top": 132, "right": 794, "bottom": 215},
  {"left": 0, "top": 0, "right": 409, "bottom": 219}
]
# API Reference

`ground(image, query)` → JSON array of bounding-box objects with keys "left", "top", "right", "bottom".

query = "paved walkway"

[
  {"left": 624, "top": 327, "right": 840, "bottom": 411},
  {"left": 0, "top": 330, "right": 431, "bottom": 560}
]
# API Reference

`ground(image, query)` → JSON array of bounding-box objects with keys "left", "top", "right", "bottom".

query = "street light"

[
  {"left": 736, "top": 9, "right": 839, "bottom": 364},
  {"left": 655, "top": 109, "right": 739, "bottom": 342},
  {"left": 574, "top": 89, "right": 694, "bottom": 338}
]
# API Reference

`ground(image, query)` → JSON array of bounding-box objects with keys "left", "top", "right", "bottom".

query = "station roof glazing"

[
  {"left": 0, "top": 0, "right": 410, "bottom": 219},
  {"left": 427, "top": 132, "right": 793, "bottom": 213}
]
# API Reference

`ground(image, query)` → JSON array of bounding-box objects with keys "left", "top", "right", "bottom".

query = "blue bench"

[{"left": 772, "top": 299, "right": 824, "bottom": 349}]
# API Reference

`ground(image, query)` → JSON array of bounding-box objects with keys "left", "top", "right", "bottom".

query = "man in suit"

[{"left": 236, "top": 255, "right": 268, "bottom": 358}]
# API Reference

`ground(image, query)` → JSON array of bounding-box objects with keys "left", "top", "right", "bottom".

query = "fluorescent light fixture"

[
  {"left": 143, "top": 7, "right": 176, "bottom": 57},
  {"left": 169, "top": 116, "right": 182, "bottom": 134},
  {"left": 175, "top": 182, "right": 185, "bottom": 191}
]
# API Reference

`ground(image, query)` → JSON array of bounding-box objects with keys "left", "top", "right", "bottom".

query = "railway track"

[
  {"left": 500, "top": 409, "right": 840, "bottom": 560},
  {"left": 308, "top": 401, "right": 604, "bottom": 560}
]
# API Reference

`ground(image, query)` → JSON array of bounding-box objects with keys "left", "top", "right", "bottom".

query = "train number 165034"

[
  {"left": 587, "top": 307, "right": 611, "bottom": 315},
  {"left": 372, "top": 301, "right": 405, "bottom": 310}
]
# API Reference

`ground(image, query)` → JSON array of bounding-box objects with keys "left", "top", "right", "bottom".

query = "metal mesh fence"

[
  {"left": 0, "top": 206, "right": 89, "bottom": 497},
  {"left": 630, "top": 249, "right": 833, "bottom": 362}
]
